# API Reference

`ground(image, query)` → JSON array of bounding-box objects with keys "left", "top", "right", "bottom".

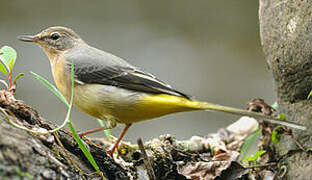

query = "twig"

[
  {"left": 137, "top": 138, "right": 156, "bottom": 180},
  {"left": 0, "top": 107, "right": 47, "bottom": 134},
  {"left": 245, "top": 162, "right": 277, "bottom": 169},
  {"left": 0, "top": 106, "right": 69, "bottom": 135},
  {"left": 289, "top": 134, "right": 306, "bottom": 152}
]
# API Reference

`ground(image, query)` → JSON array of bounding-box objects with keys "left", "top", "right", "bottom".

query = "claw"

[
  {"left": 105, "top": 149, "right": 114, "bottom": 160},
  {"left": 78, "top": 132, "right": 84, "bottom": 138},
  {"left": 75, "top": 124, "right": 132, "bottom": 161}
]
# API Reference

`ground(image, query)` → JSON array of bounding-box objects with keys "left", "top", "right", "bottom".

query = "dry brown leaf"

[
  {"left": 215, "top": 161, "right": 248, "bottom": 180},
  {"left": 177, "top": 160, "right": 248, "bottom": 180},
  {"left": 212, "top": 151, "right": 239, "bottom": 161},
  {"left": 177, "top": 161, "right": 230, "bottom": 180}
]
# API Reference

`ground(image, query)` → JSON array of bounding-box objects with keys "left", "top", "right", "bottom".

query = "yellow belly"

[
  {"left": 51, "top": 60, "right": 202, "bottom": 125},
  {"left": 115, "top": 94, "right": 198, "bottom": 123}
]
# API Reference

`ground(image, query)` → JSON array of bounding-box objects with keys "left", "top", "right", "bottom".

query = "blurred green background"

[{"left": 0, "top": 1, "right": 275, "bottom": 142}]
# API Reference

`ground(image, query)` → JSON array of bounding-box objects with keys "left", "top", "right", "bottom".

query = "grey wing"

[{"left": 66, "top": 46, "right": 190, "bottom": 99}]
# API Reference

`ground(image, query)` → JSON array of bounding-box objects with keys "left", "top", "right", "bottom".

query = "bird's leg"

[
  {"left": 78, "top": 126, "right": 112, "bottom": 138},
  {"left": 107, "top": 123, "right": 132, "bottom": 158},
  {"left": 78, "top": 124, "right": 132, "bottom": 159}
]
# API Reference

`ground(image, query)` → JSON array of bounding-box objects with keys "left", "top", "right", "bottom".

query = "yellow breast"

[
  {"left": 51, "top": 58, "right": 72, "bottom": 101},
  {"left": 49, "top": 58, "right": 201, "bottom": 126}
]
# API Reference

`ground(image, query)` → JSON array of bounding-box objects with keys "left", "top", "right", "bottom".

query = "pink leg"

[
  {"left": 108, "top": 124, "right": 132, "bottom": 158},
  {"left": 78, "top": 126, "right": 112, "bottom": 137}
]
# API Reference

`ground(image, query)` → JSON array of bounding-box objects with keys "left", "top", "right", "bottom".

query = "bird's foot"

[
  {"left": 78, "top": 131, "right": 115, "bottom": 160},
  {"left": 104, "top": 149, "right": 114, "bottom": 160}
]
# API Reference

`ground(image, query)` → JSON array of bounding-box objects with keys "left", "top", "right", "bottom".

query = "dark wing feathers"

[{"left": 66, "top": 46, "right": 190, "bottom": 99}]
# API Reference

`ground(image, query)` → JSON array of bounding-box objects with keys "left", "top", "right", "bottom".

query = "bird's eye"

[{"left": 50, "top": 32, "right": 60, "bottom": 40}]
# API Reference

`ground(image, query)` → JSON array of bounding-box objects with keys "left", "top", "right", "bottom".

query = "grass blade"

[
  {"left": 97, "top": 119, "right": 112, "bottom": 141},
  {"left": 31, "top": 71, "right": 69, "bottom": 107},
  {"left": 67, "top": 121, "right": 100, "bottom": 172},
  {"left": 67, "top": 62, "right": 101, "bottom": 174},
  {"left": 31, "top": 62, "right": 102, "bottom": 175},
  {"left": 239, "top": 128, "right": 262, "bottom": 161}
]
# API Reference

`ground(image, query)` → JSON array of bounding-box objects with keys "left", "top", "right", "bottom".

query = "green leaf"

[
  {"left": 278, "top": 113, "right": 286, "bottom": 120},
  {"left": 308, "top": 90, "right": 312, "bottom": 99},
  {"left": 31, "top": 71, "right": 69, "bottom": 107},
  {"left": 9, "top": 58, "right": 15, "bottom": 72},
  {"left": 67, "top": 121, "right": 101, "bottom": 173},
  {"left": 243, "top": 150, "right": 266, "bottom": 163},
  {"left": 0, "top": 62, "right": 8, "bottom": 76},
  {"left": 239, "top": 128, "right": 262, "bottom": 161},
  {"left": 0, "top": 46, "right": 17, "bottom": 74},
  {"left": 13, "top": 73, "right": 24, "bottom": 84},
  {"left": 272, "top": 126, "right": 282, "bottom": 144},
  {"left": 97, "top": 119, "right": 112, "bottom": 141}
]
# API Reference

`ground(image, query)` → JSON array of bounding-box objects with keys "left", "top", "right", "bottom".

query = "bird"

[{"left": 18, "top": 26, "right": 306, "bottom": 158}]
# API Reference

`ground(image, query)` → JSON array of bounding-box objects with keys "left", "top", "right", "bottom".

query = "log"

[{"left": 0, "top": 99, "right": 255, "bottom": 179}]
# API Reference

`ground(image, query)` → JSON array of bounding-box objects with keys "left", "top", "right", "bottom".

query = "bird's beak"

[{"left": 17, "top": 35, "right": 39, "bottom": 43}]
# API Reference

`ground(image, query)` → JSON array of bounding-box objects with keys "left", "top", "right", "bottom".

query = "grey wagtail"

[{"left": 18, "top": 26, "right": 306, "bottom": 158}]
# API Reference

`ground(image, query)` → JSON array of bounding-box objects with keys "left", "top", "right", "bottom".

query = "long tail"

[
  {"left": 191, "top": 100, "right": 306, "bottom": 130},
  {"left": 141, "top": 94, "right": 306, "bottom": 130},
  {"left": 199, "top": 103, "right": 307, "bottom": 130}
]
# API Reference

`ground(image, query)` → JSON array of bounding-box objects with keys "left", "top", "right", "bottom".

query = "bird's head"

[{"left": 18, "top": 26, "right": 84, "bottom": 55}]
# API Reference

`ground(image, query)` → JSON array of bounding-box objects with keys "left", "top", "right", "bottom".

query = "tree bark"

[
  {"left": 259, "top": 1, "right": 312, "bottom": 179},
  {"left": 0, "top": 98, "right": 257, "bottom": 179},
  {"left": 0, "top": 101, "right": 129, "bottom": 180}
]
